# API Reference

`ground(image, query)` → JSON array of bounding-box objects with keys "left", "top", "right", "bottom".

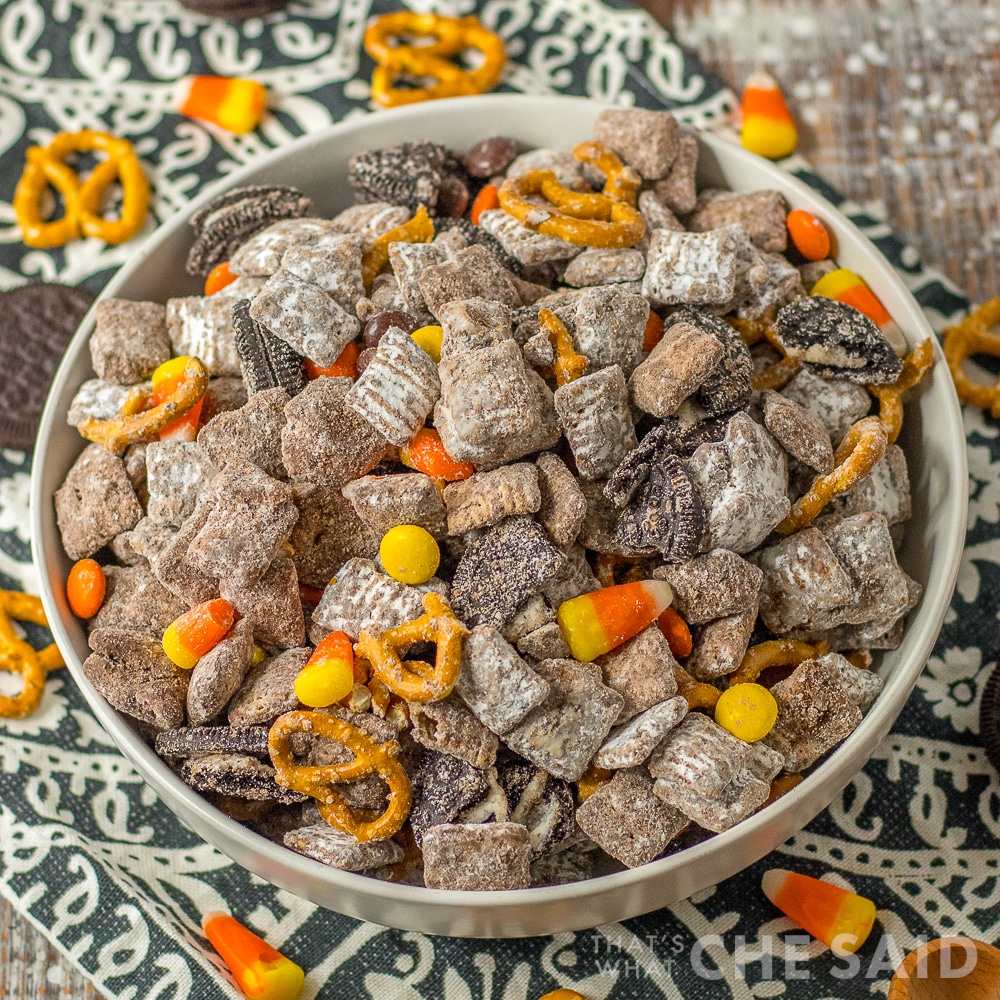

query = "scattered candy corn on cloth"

[{"left": 0, "top": 2, "right": 995, "bottom": 998}]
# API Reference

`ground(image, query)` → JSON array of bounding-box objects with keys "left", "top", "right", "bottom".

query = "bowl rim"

[{"left": 30, "top": 93, "right": 968, "bottom": 929}]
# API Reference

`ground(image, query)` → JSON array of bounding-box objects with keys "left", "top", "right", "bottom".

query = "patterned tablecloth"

[{"left": 0, "top": 2, "right": 995, "bottom": 998}]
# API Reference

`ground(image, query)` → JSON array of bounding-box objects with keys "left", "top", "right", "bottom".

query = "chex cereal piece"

[
  {"left": 536, "top": 452, "right": 587, "bottom": 548},
  {"left": 501, "top": 595, "right": 554, "bottom": 643},
  {"left": 145, "top": 441, "right": 215, "bottom": 526},
  {"left": 764, "top": 658, "right": 864, "bottom": 771},
  {"left": 761, "top": 390, "right": 834, "bottom": 473},
  {"left": 687, "top": 412, "right": 790, "bottom": 553},
  {"left": 437, "top": 297, "right": 514, "bottom": 361},
  {"left": 594, "top": 696, "right": 688, "bottom": 769},
  {"left": 443, "top": 462, "right": 541, "bottom": 534},
  {"left": 563, "top": 248, "right": 646, "bottom": 288},
  {"left": 188, "top": 460, "right": 298, "bottom": 592},
  {"left": 55, "top": 444, "right": 142, "bottom": 560},
  {"left": 628, "top": 320, "right": 725, "bottom": 417},
  {"left": 109, "top": 531, "right": 144, "bottom": 566},
  {"left": 281, "top": 377, "right": 386, "bottom": 487},
  {"left": 388, "top": 242, "right": 449, "bottom": 320},
  {"left": 435, "top": 218, "right": 530, "bottom": 280},
  {"left": 232, "top": 299, "right": 307, "bottom": 398},
  {"left": 89, "top": 563, "right": 187, "bottom": 637},
  {"left": 284, "top": 824, "right": 403, "bottom": 871},
  {"left": 780, "top": 368, "right": 872, "bottom": 443},
  {"left": 541, "top": 543, "right": 602, "bottom": 607},
  {"left": 329, "top": 202, "right": 410, "bottom": 238},
  {"left": 642, "top": 227, "right": 743, "bottom": 308},
  {"left": 592, "top": 108, "right": 680, "bottom": 180},
  {"left": 718, "top": 230, "right": 771, "bottom": 317},
  {"left": 221, "top": 555, "right": 305, "bottom": 649},
  {"left": 737, "top": 252, "right": 803, "bottom": 321},
  {"left": 478, "top": 209, "right": 583, "bottom": 266},
  {"left": 155, "top": 725, "right": 270, "bottom": 759},
  {"left": 85, "top": 627, "right": 189, "bottom": 730},
  {"left": 348, "top": 141, "right": 447, "bottom": 211},
  {"left": 342, "top": 473, "right": 447, "bottom": 540},
  {"left": 597, "top": 625, "right": 679, "bottom": 724},
  {"left": 523, "top": 331, "right": 556, "bottom": 367},
  {"left": 166, "top": 294, "right": 242, "bottom": 377},
  {"left": 281, "top": 233, "right": 365, "bottom": 313},
  {"left": 657, "top": 549, "right": 763, "bottom": 624},
  {"left": 516, "top": 622, "right": 571, "bottom": 660},
  {"left": 653, "top": 763, "right": 770, "bottom": 833},
  {"left": 747, "top": 741, "right": 786, "bottom": 785},
  {"left": 90, "top": 300, "right": 170, "bottom": 384},
  {"left": 344, "top": 328, "right": 440, "bottom": 446},
  {"left": 410, "top": 750, "right": 490, "bottom": 845},
  {"left": 67, "top": 379, "right": 138, "bottom": 426},
  {"left": 755, "top": 527, "right": 857, "bottom": 633},
  {"left": 497, "top": 761, "right": 575, "bottom": 856},
  {"left": 450, "top": 516, "right": 564, "bottom": 629},
  {"left": 180, "top": 753, "right": 306, "bottom": 804},
  {"left": 671, "top": 308, "right": 754, "bottom": 417},
  {"left": 502, "top": 658, "right": 624, "bottom": 781},
  {"left": 422, "top": 822, "right": 531, "bottom": 891},
  {"left": 227, "top": 646, "right": 310, "bottom": 726},
  {"left": 435, "top": 339, "right": 560, "bottom": 468},
  {"left": 773, "top": 297, "right": 903, "bottom": 385},
  {"left": 249, "top": 268, "right": 360, "bottom": 367},
  {"left": 572, "top": 285, "right": 649, "bottom": 374},
  {"left": 197, "top": 386, "right": 289, "bottom": 479},
  {"left": 653, "top": 133, "right": 699, "bottom": 215},
  {"left": 555, "top": 366, "right": 637, "bottom": 481},
  {"left": 638, "top": 189, "right": 685, "bottom": 233},
  {"left": 187, "top": 618, "right": 255, "bottom": 727},
  {"left": 648, "top": 712, "right": 755, "bottom": 801},
  {"left": 409, "top": 696, "right": 499, "bottom": 769},
  {"left": 230, "top": 217, "right": 339, "bottom": 276},
  {"left": 311, "top": 557, "right": 431, "bottom": 640},
  {"left": 826, "top": 444, "right": 911, "bottom": 525},
  {"left": 506, "top": 148, "right": 585, "bottom": 188},
  {"left": 576, "top": 767, "right": 687, "bottom": 868},
  {"left": 799, "top": 258, "right": 838, "bottom": 291},
  {"left": 418, "top": 246, "right": 523, "bottom": 318},
  {"left": 687, "top": 189, "right": 789, "bottom": 253},
  {"left": 686, "top": 608, "right": 757, "bottom": 681},
  {"left": 814, "top": 651, "right": 884, "bottom": 713},
  {"left": 142, "top": 501, "right": 220, "bottom": 606}
]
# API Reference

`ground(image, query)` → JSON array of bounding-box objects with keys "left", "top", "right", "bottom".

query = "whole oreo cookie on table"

[{"left": 0, "top": 282, "right": 95, "bottom": 450}]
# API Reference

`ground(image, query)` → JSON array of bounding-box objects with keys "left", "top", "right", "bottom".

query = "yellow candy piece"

[
  {"left": 379, "top": 524, "right": 441, "bottom": 586},
  {"left": 152, "top": 355, "right": 194, "bottom": 390},
  {"left": 715, "top": 683, "right": 778, "bottom": 742},
  {"left": 294, "top": 658, "right": 354, "bottom": 708},
  {"left": 411, "top": 325, "right": 444, "bottom": 363},
  {"left": 251, "top": 644, "right": 267, "bottom": 667}
]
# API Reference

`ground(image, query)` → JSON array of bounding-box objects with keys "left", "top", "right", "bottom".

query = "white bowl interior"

[{"left": 31, "top": 95, "right": 967, "bottom": 937}]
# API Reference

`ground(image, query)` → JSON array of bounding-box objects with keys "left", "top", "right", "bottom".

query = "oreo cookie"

[
  {"left": 0, "top": 282, "right": 95, "bottom": 450},
  {"left": 232, "top": 298, "right": 307, "bottom": 396},
  {"left": 979, "top": 662, "right": 1000, "bottom": 775}
]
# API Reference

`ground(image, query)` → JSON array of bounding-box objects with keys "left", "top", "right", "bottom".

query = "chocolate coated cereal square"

[{"left": 422, "top": 822, "right": 531, "bottom": 891}]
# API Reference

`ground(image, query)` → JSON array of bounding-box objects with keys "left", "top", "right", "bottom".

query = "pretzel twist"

[
  {"left": 0, "top": 591, "right": 64, "bottom": 719},
  {"left": 942, "top": 298, "right": 1000, "bottom": 417}
]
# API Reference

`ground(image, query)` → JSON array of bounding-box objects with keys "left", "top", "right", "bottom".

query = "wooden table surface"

[{"left": 3, "top": 1, "right": 995, "bottom": 996}]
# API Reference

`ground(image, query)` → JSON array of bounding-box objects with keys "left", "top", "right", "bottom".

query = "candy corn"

[
  {"left": 205, "top": 261, "right": 238, "bottom": 296},
  {"left": 762, "top": 869, "right": 877, "bottom": 956},
  {"left": 556, "top": 580, "right": 673, "bottom": 662},
  {"left": 811, "top": 268, "right": 906, "bottom": 354},
  {"left": 152, "top": 355, "right": 203, "bottom": 442},
  {"left": 178, "top": 76, "right": 267, "bottom": 135},
  {"left": 162, "top": 599, "right": 235, "bottom": 670},
  {"left": 294, "top": 631, "right": 355, "bottom": 707},
  {"left": 202, "top": 911, "right": 304, "bottom": 1000},
  {"left": 740, "top": 71, "right": 798, "bottom": 160}
]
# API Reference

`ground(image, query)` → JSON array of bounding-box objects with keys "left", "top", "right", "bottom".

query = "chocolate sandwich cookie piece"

[
  {"left": 979, "top": 663, "right": 1000, "bottom": 775},
  {"left": 187, "top": 185, "right": 312, "bottom": 276},
  {"left": 0, "top": 282, "right": 95, "bottom": 450},
  {"left": 155, "top": 725, "right": 270, "bottom": 760},
  {"left": 433, "top": 217, "right": 525, "bottom": 278},
  {"left": 232, "top": 299, "right": 307, "bottom": 397},
  {"left": 347, "top": 142, "right": 449, "bottom": 213}
]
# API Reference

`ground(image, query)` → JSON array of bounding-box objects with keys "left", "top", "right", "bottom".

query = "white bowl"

[{"left": 31, "top": 95, "right": 967, "bottom": 938}]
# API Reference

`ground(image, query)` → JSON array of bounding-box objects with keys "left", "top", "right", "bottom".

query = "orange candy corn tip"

[
  {"left": 741, "top": 71, "right": 798, "bottom": 160},
  {"left": 557, "top": 580, "right": 673, "bottom": 662},
  {"left": 178, "top": 76, "right": 267, "bottom": 135},
  {"left": 762, "top": 869, "right": 876, "bottom": 957},
  {"left": 202, "top": 912, "right": 304, "bottom": 1000}
]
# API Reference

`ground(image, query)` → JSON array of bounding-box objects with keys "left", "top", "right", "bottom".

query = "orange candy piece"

[
  {"left": 471, "top": 183, "right": 499, "bottom": 225},
  {"left": 762, "top": 869, "right": 877, "bottom": 957},
  {"left": 205, "top": 261, "right": 237, "bottom": 296},
  {"left": 643, "top": 310, "right": 664, "bottom": 352},
  {"left": 305, "top": 341, "right": 360, "bottom": 380},
  {"left": 786, "top": 209, "right": 831, "bottom": 261},
  {"left": 152, "top": 356, "right": 204, "bottom": 442},
  {"left": 657, "top": 606, "right": 692, "bottom": 658},
  {"left": 162, "top": 598, "right": 236, "bottom": 670},
  {"left": 66, "top": 558, "right": 106, "bottom": 618},
  {"left": 179, "top": 76, "right": 267, "bottom": 135},
  {"left": 201, "top": 912, "right": 304, "bottom": 1000},
  {"left": 400, "top": 427, "right": 475, "bottom": 481},
  {"left": 741, "top": 71, "right": 798, "bottom": 160}
]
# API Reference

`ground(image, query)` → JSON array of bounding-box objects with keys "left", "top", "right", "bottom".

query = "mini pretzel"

[
  {"left": 538, "top": 308, "right": 588, "bottom": 385},
  {"left": 364, "top": 13, "right": 505, "bottom": 109},
  {"left": 354, "top": 592, "right": 467, "bottom": 703},
  {"left": 674, "top": 662, "right": 720, "bottom": 712},
  {"left": 730, "top": 639, "right": 828, "bottom": 687},
  {"left": 775, "top": 415, "right": 887, "bottom": 535},
  {"left": 868, "top": 338, "right": 934, "bottom": 444},
  {"left": 14, "top": 129, "right": 149, "bottom": 248},
  {"left": 77, "top": 356, "right": 209, "bottom": 455},
  {"left": 0, "top": 591, "right": 65, "bottom": 719},
  {"left": 269, "top": 709, "right": 412, "bottom": 842},
  {"left": 571, "top": 141, "right": 641, "bottom": 207},
  {"left": 942, "top": 297, "right": 1000, "bottom": 417},
  {"left": 360, "top": 204, "right": 434, "bottom": 290},
  {"left": 763, "top": 772, "right": 803, "bottom": 808}
]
